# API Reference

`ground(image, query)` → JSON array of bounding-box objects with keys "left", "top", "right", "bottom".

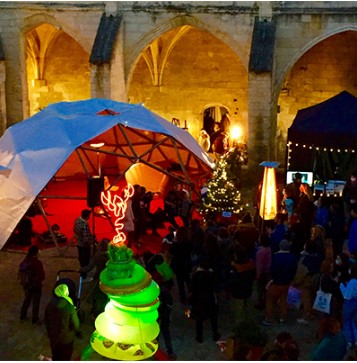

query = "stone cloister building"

[{"left": 1, "top": 1, "right": 357, "bottom": 180}]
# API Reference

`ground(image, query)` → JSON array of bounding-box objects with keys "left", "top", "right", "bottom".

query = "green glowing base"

[{"left": 90, "top": 330, "right": 158, "bottom": 361}]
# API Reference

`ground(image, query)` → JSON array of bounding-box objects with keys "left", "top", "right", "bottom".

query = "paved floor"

[{"left": 0, "top": 240, "right": 340, "bottom": 361}]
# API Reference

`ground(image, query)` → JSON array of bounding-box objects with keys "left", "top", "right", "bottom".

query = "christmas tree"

[{"left": 200, "top": 146, "right": 246, "bottom": 216}]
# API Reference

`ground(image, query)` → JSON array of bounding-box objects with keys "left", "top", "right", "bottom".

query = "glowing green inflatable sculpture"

[{"left": 90, "top": 186, "right": 160, "bottom": 360}]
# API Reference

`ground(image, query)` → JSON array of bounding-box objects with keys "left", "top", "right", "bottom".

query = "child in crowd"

[
  {"left": 161, "top": 226, "right": 176, "bottom": 263},
  {"left": 340, "top": 263, "right": 357, "bottom": 349}
]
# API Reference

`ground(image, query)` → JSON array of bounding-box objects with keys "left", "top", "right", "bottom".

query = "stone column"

[
  {"left": 248, "top": 73, "right": 276, "bottom": 180},
  {"left": 90, "top": 39, "right": 127, "bottom": 101},
  {"left": 90, "top": 63, "right": 112, "bottom": 99},
  {"left": 3, "top": 29, "right": 29, "bottom": 126},
  {"left": 247, "top": 6, "right": 277, "bottom": 183},
  {"left": 108, "top": 24, "right": 127, "bottom": 101}
]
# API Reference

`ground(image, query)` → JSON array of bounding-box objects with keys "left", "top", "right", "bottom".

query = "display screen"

[
  {"left": 222, "top": 211, "right": 232, "bottom": 218},
  {"left": 286, "top": 171, "right": 314, "bottom": 186}
]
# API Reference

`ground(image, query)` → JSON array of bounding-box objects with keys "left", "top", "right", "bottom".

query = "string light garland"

[
  {"left": 287, "top": 141, "right": 355, "bottom": 153},
  {"left": 286, "top": 141, "right": 356, "bottom": 168},
  {"left": 287, "top": 142, "right": 350, "bottom": 198}
]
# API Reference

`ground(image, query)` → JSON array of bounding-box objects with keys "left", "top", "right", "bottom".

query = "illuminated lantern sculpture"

[
  {"left": 259, "top": 161, "right": 280, "bottom": 221},
  {"left": 90, "top": 184, "right": 160, "bottom": 360}
]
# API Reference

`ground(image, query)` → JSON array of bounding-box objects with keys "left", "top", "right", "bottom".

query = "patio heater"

[{"left": 259, "top": 161, "right": 280, "bottom": 232}]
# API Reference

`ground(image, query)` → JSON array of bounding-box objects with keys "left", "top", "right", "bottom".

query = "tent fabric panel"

[
  {"left": 0, "top": 99, "right": 214, "bottom": 250},
  {"left": 287, "top": 91, "right": 357, "bottom": 148},
  {"left": 125, "top": 163, "right": 170, "bottom": 195}
]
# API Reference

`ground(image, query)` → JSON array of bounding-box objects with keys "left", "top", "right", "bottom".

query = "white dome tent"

[{"left": 0, "top": 99, "right": 214, "bottom": 251}]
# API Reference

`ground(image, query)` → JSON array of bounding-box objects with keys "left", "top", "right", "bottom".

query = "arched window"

[{"left": 203, "top": 105, "right": 229, "bottom": 136}]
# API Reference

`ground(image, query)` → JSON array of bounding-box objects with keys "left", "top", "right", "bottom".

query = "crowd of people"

[
  {"left": 16, "top": 169, "right": 357, "bottom": 361},
  {"left": 143, "top": 170, "right": 357, "bottom": 360}
]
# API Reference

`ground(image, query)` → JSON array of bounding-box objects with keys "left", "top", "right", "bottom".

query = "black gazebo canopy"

[{"left": 287, "top": 91, "right": 357, "bottom": 181}]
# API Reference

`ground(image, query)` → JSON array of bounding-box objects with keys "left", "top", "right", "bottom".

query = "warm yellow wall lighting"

[{"left": 231, "top": 125, "right": 242, "bottom": 140}]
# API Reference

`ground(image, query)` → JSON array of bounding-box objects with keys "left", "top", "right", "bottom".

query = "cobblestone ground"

[{"left": 1, "top": 243, "right": 349, "bottom": 361}]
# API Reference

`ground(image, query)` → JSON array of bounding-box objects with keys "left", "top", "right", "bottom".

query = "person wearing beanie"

[
  {"left": 19, "top": 245, "right": 45, "bottom": 324},
  {"left": 262, "top": 239, "right": 297, "bottom": 326},
  {"left": 44, "top": 283, "right": 82, "bottom": 360}
]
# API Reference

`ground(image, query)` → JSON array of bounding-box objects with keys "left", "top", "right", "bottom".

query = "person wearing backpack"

[
  {"left": 143, "top": 251, "right": 174, "bottom": 289},
  {"left": 19, "top": 245, "right": 45, "bottom": 324}
]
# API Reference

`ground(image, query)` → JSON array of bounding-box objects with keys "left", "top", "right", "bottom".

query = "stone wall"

[
  {"left": 0, "top": 2, "right": 104, "bottom": 124},
  {"left": 27, "top": 31, "right": 90, "bottom": 114},
  {"left": 1, "top": 1, "right": 357, "bottom": 177},
  {"left": 128, "top": 26, "right": 248, "bottom": 140}
]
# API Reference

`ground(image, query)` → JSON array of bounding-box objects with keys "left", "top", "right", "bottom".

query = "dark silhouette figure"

[{"left": 19, "top": 245, "right": 45, "bottom": 324}]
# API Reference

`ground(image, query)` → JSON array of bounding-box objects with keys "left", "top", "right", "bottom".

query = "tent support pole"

[
  {"left": 118, "top": 124, "right": 139, "bottom": 159},
  {"left": 75, "top": 149, "right": 91, "bottom": 178},
  {"left": 36, "top": 198, "right": 61, "bottom": 255},
  {"left": 171, "top": 139, "right": 192, "bottom": 189}
]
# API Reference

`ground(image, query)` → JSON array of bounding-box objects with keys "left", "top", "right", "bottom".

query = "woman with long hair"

[{"left": 296, "top": 183, "right": 315, "bottom": 241}]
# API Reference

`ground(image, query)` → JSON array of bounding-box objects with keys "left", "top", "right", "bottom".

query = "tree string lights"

[{"left": 199, "top": 155, "right": 244, "bottom": 215}]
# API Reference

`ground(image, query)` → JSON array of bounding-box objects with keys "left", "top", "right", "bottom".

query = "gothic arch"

[
  {"left": 127, "top": 19, "right": 248, "bottom": 142},
  {"left": 126, "top": 14, "right": 249, "bottom": 86},
  {"left": 275, "top": 26, "right": 357, "bottom": 96},
  {"left": 20, "top": 13, "right": 92, "bottom": 53},
  {"left": 21, "top": 13, "right": 91, "bottom": 116},
  {"left": 274, "top": 27, "right": 357, "bottom": 166},
  {"left": 199, "top": 103, "right": 231, "bottom": 116}
]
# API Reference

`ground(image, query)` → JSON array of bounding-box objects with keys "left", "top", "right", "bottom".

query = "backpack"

[
  {"left": 18, "top": 260, "right": 34, "bottom": 289},
  {"left": 155, "top": 260, "right": 174, "bottom": 282}
]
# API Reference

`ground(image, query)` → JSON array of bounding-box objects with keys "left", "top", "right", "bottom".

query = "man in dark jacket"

[
  {"left": 229, "top": 245, "right": 256, "bottom": 323},
  {"left": 44, "top": 283, "right": 82, "bottom": 361},
  {"left": 188, "top": 257, "right": 220, "bottom": 344},
  {"left": 73, "top": 209, "right": 95, "bottom": 279},
  {"left": 169, "top": 226, "right": 192, "bottom": 305},
  {"left": 263, "top": 239, "right": 297, "bottom": 325},
  {"left": 19, "top": 245, "right": 45, "bottom": 324}
]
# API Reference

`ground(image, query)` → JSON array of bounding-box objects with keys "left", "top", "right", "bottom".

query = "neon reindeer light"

[{"left": 100, "top": 184, "right": 134, "bottom": 245}]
